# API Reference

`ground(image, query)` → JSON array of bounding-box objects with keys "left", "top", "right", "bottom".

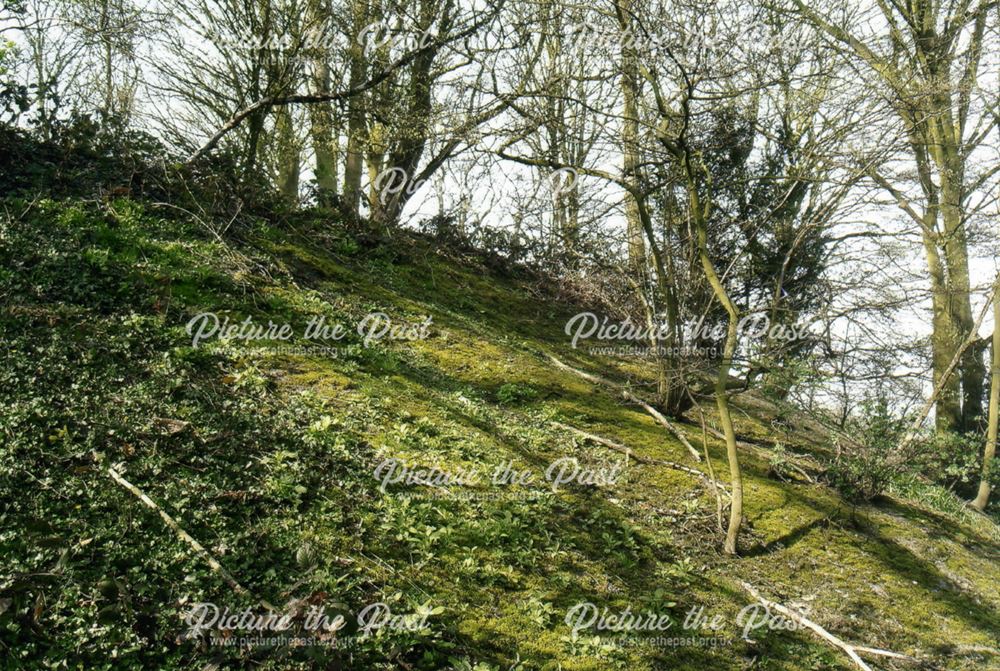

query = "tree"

[
  {"left": 157, "top": 0, "right": 307, "bottom": 183},
  {"left": 341, "top": 0, "right": 369, "bottom": 215},
  {"left": 790, "top": 0, "right": 999, "bottom": 434},
  {"left": 304, "top": 0, "right": 341, "bottom": 203},
  {"left": 67, "top": 0, "right": 148, "bottom": 122}
]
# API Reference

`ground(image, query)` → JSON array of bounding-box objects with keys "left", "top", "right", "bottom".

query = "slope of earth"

[{"left": 1, "top": 198, "right": 997, "bottom": 670}]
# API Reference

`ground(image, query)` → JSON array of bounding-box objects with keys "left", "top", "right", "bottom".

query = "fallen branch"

[
  {"left": 702, "top": 425, "right": 817, "bottom": 483},
  {"left": 545, "top": 353, "right": 702, "bottom": 461},
  {"left": 852, "top": 645, "right": 916, "bottom": 660},
  {"left": 546, "top": 352, "right": 605, "bottom": 384},
  {"left": 624, "top": 389, "right": 702, "bottom": 462},
  {"left": 949, "top": 644, "right": 999, "bottom": 656},
  {"left": 550, "top": 421, "right": 728, "bottom": 497},
  {"left": 108, "top": 466, "right": 275, "bottom": 611},
  {"left": 739, "top": 581, "right": 913, "bottom": 671}
]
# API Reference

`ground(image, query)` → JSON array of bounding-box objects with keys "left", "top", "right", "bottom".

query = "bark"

[
  {"left": 342, "top": 0, "right": 369, "bottom": 216},
  {"left": 186, "top": 7, "right": 493, "bottom": 166},
  {"left": 306, "top": 0, "right": 339, "bottom": 203},
  {"left": 709, "top": 264, "right": 742, "bottom": 554},
  {"left": 928, "top": 93, "right": 983, "bottom": 431},
  {"left": 371, "top": 0, "right": 445, "bottom": 227},
  {"left": 922, "top": 210, "right": 964, "bottom": 433},
  {"left": 898, "top": 284, "right": 995, "bottom": 456}
]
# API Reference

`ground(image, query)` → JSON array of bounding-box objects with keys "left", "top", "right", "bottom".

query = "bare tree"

[{"left": 791, "top": 0, "right": 1000, "bottom": 434}]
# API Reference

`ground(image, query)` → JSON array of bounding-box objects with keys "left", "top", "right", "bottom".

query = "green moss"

[{"left": 2, "top": 198, "right": 997, "bottom": 670}]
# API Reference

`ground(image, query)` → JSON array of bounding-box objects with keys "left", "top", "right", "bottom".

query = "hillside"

[{"left": 1, "top": 198, "right": 998, "bottom": 670}]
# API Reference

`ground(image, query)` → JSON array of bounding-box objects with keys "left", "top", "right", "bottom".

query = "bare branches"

[{"left": 185, "top": 5, "right": 502, "bottom": 164}]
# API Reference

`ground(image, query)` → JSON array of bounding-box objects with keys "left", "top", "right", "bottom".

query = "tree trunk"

[
  {"left": 616, "top": 0, "right": 646, "bottom": 275},
  {"left": 616, "top": 0, "right": 687, "bottom": 414},
  {"left": 342, "top": 0, "right": 368, "bottom": 216},
  {"left": 685, "top": 155, "right": 743, "bottom": 554},
  {"left": 926, "top": 234, "right": 964, "bottom": 433},
  {"left": 971, "top": 282, "right": 999, "bottom": 511},
  {"left": 931, "top": 99, "right": 984, "bottom": 432},
  {"left": 307, "top": 0, "right": 339, "bottom": 204},
  {"left": 275, "top": 107, "right": 300, "bottom": 203}
]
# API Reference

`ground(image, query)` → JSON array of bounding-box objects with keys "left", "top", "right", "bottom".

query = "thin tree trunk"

[
  {"left": 685, "top": 156, "right": 743, "bottom": 554},
  {"left": 616, "top": 0, "right": 645, "bottom": 275},
  {"left": 307, "top": 0, "right": 339, "bottom": 204},
  {"left": 101, "top": 0, "right": 113, "bottom": 116},
  {"left": 275, "top": 107, "right": 300, "bottom": 203},
  {"left": 342, "top": 0, "right": 368, "bottom": 216},
  {"left": 971, "top": 280, "right": 999, "bottom": 510}
]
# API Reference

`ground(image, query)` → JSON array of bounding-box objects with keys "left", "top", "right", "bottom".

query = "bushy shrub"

[
  {"left": 0, "top": 114, "right": 168, "bottom": 197},
  {"left": 826, "top": 396, "right": 911, "bottom": 501},
  {"left": 913, "top": 431, "right": 984, "bottom": 496},
  {"left": 0, "top": 114, "right": 287, "bottom": 224}
]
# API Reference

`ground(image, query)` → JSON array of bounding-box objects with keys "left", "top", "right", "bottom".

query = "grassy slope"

[{"left": 1, "top": 199, "right": 997, "bottom": 670}]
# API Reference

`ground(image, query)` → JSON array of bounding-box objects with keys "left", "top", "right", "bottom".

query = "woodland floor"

[{"left": 1, "top": 198, "right": 997, "bottom": 670}]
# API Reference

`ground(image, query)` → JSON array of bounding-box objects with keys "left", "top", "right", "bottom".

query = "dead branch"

[
  {"left": 739, "top": 581, "right": 915, "bottom": 671},
  {"left": 108, "top": 466, "right": 275, "bottom": 611},
  {"left": 545, "top": 352, "right": 702, "bottom": 461},
  {"left": 550, "top": 421, "right": 728, "bottom": 497},
  {"left": 625, "top": 390, "right": 703, "bottom": 462}
]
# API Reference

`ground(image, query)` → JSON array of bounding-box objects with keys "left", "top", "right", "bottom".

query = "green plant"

[
  {"left": 767, "top": 442, "right": 795, "bottom": 481},
  {"left": 914, "top": 431, "right": 984, "bottom": 496},
  {"left": 826, "top": 395, "right": 911, "bottom": 501},
  {"left": 496, "top": 382, "right": 538, "bottom": 405}
]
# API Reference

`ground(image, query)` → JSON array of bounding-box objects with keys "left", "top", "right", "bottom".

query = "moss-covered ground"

[{"left": 1, "top": 199, "right": 997, "bottom": 670}]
